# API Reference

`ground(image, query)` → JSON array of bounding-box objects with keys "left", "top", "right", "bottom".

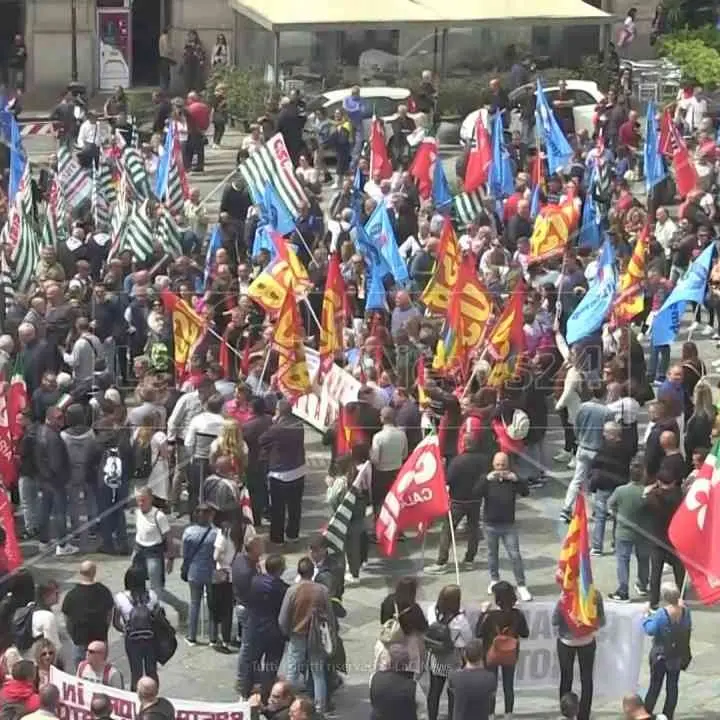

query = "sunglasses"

[{"left": 40, "top": 651, "right": 55, "bottom": 657}]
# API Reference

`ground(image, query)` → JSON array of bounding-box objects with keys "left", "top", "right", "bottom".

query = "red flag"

[
  {"left": 376, "top": 435, "right": 449, "bottom": 556},
  {"left": 0, "top": 380, "right": 16, "bottom": 489},
  {"left": 409, "top": 138, "right": 437, "bottom": 200},
  {"left": 0, "top": 485, "right": 21, "bottom": 570},
  {"left": 219, "top": 326, "right": 232, "bottom": 380},
  {"left": 660, "top": 109, "right": 697, "bottom": 198},
  {"left": 370, "top": 117, "right": 393, "bottom": 180},
  {"left": 669, "top": 442, "right": 720, "bottom": 604},
  {"left": 464, "top": 114, "right": 492, "bottom": 192}
]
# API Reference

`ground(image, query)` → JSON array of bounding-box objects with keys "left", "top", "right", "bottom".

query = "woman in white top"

[
  {"left": 426, "top": 585, "right": 474, "bottom": 720},
  {"left": 211, "top": 34, "right": 229, "bottom": 67},
  {"left": 295, "top": 155, "right": 321, "bottom": 195},
  {"left": 113, "top": 566, "right": 159, "bottom": 690},
  {"left": 618, "top": 8, "right": 637, "bottom": 48},
  {"left": 132, "top": 412, "right": 170, "bottom": 509},
  {"left": 554, "top": 349, "right": 584, "bottom": 466}
]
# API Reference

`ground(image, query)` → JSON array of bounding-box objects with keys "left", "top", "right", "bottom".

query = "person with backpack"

[
  {"left": 0, "top": 660, "right": 40, "bottom": 720},
  {"left": 475, "top": 581, "right": 530, "bottom": 719},
  {"left": 34, "top": 407, "right": 77, "bottom": 557},
  {"left": 61, "top": 403, "right": 101, "bottom": 546},
  {"left": 180, "top": 505, "right": 218, "bottom": 646},
  {"left": 642, "top": 583, "right": 692, "bottom": 720},
  {"left": 277, "top": 557, "right": 334, "bottom": 714},
  {"left": 113, "top": 566, "right": 160, "bottom": 690},
  {"left": 76, "top": 641, "right": 124, "bottom": 688},
  {"left": 94, "top": 401, "right": 132, "bottom": 556},
  {"left": 424, "top": 584, "right": 473, "bottom": 720},
  {"left": 132, "top": 411, "right": 170, "bottom": 510}
]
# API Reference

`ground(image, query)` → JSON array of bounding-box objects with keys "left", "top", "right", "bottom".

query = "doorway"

[
  {"left": 131, "top": 0, "right": 163, "bottom": 85},
  {"left": 0, "top": 0, "right": 23, "bottom": 86}
]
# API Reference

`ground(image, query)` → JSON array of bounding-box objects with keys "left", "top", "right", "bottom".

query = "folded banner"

[{"left": 50, "top": 667, "right": 251, "bottom": 720}]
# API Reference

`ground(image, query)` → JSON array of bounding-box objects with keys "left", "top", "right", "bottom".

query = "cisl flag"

[
  {"left": 668, "top": 441, "right": 720, "bottom": 604},
  {"left": 376, "top": 435, "right": 449, "bottom": 556}
]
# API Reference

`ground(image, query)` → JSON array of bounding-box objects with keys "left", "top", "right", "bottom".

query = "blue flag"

[
  {"left": 260, "top": 183, "right": 295, "bottom": 236},
  {"left": 578, "top": 174, "right": 601, "bottom": 250},
  {"left": 8, "top": 115, "right": 24, "bottom": 204},
  {"left": 643, "top": 100, "right": 666, "bottom": 193},
  {"left": 489, "top": 112, "right": 514, "bottom": 199},
  {"left": 651, "top": 242, "right": 716, "bottom": 347},
  {"left": 365, "top": 261, "right": 388, "bottom": 311},
  {"left": 204, "top": 224, "right": 223, "bottom": 290},
  {"left": 364, "top": 203, "right": 409, "bottom": 285},
  {"left": 535, "top": 79, "right": 573, "bottom": 175},
  {"left": 155, "top": 122, "right": 174, "bottom": 199},
  {"left": 432, "top": 157, "right": 452, "bottom": 211},
  {"left": 565, "top": 240, "right": 617, "bottom": 345},
  {"left": 530, "top": 183, "right": 541, "bottom": 220}
]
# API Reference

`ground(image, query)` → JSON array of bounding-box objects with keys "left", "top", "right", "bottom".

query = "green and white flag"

[
  {"left": 453, "top": 189, "right": 485, "bottom": 227},
  {"left": 156, "top": 206, "right": 184, "bottom": 259},
  {"left": 120, "top": 147, "right": 150, "bottom": 201},
  {"left": 124, "top": 199, "right": 154, "bottom": 261}
]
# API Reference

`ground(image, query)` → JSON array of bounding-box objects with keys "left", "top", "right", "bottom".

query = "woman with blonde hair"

[
  {"left": 132, "top": 410, "right": 170, "bottom": 509},
  {"left": 210, "top": 418, "right": 247, "bottom": 480},
  {"left": 33, "top": 638, "right": 58, "bottom": 687},
  {"left": 685, "top": 380, "right": 716, "bottom": 470}
]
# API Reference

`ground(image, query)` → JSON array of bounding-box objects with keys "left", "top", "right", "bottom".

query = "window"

[{"left": 566, "top": 90, "right": 597, "bottom": 106}]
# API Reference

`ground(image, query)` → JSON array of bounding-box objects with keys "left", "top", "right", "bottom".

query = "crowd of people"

[{"left": 0, "top": 35, "right": 714, "bottom": 720}]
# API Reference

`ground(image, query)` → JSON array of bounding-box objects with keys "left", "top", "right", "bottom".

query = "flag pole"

[
  {"left": 258, "top": 341, "right": 273, "bottom": 387},
  {"left": 679, "top": 572, "right": 690, "bottom": 602},
  {"left": 447, "top": 509, "right": 461, "bottom": 586}
]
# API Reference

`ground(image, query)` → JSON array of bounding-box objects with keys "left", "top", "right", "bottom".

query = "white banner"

[
  {"left": 50, "top": 667, "right": 250, "bottom": 720},
  {"left": 293, "top": 349, "right": 361, "bottom": 432},
  {"left": 423, "top": 600, "right": 645, "bottom": 697}
]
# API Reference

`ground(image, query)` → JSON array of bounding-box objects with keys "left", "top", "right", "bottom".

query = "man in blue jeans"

[{"left": 607, "top": 460, "right": 652, "bottom": 602}]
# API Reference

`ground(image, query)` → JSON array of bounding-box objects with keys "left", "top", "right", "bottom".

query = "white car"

[{"left": 459, "top": 80, "right": 604, "bottom": 146}]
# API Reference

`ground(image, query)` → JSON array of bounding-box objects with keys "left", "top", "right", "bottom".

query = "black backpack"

[
  {"left": 151, "top": 606, "right": 177, "bottom": 666},
  {"left": 424, "top": 613, "right": 458, "bottom": 655},
  {"left": 11, "top": 604, "right": 37, "bottom": 651},
  {"left": 133, "top": 441, "right": 153, "bottom": 480},
  {"left": 125, "top": 598, "right": 154, "bottom": 642},
  {"left": 657, "top": 608, "right": 692, "bottom": 671}
]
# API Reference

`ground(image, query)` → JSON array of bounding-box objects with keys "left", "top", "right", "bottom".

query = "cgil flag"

[
  {"left": 556, "top": 493, "right": 600, "bottom": 635},
  {"left": 0, "top": 485, "right": 21, "bottom": 570},
  {"left": 565, "top": 239, "right": 617, "bottom": 345},
  {"left": 409, "top": 137, "right": 437, "bottom": 200},
  {"left": 369, "top": 117, "right": 393, "bottom": 180},
  {"left": 660, "top": 109, "right": 697, "bottom": 198},
  {"left": 613, "top": 226, "right": 649, "bottom": 326},
  {"left": 669, "top": 440, "right": 720, "bottom": 605},
  {"left": 464, "top": 113, "right": 492, "bottom": 193},
  {"left": 376, "top": 435, "right": 449, "bottom": 557},
  {"left": 319, "top": 253, "right": 346, "bottom": 376},
  {"left": 651, "top": 241, "right": 715, "bottom": 347},
  {"left": 161, "top": 289, "right": 205, "bottom": 384}
]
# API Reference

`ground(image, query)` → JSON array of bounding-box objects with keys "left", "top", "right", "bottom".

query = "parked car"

[
  {"left": 305, "top": 86, "right": 425, "bottom": 161},
  {"left": 459, "top": 79, "right": 604, "bottom": 146}
]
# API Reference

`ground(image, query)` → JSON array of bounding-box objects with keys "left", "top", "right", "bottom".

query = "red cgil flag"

[
  {"left": 370, "top": 117, "right": 393, "bottom": 180},
  {"left": 464, "top": 113, "right": 492, "bottom": 192},
  {"left": 659, "top": 109, "right": 697, "bottom": 198},
  {"left": 669, "top": 441, "right": 720, "bottom": 605},
  {"left": 409, "top": 137, "right": 437, "bottom": 200},
  {"left": 0, "top": 485, "right": 21, "bottom": 570},
  {"left": 376, "top": 435, "right": 449, "bottom": 556}
]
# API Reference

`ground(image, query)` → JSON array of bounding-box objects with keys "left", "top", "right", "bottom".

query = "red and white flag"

[
  {"left": 370, "top": 117, "right": 393, "bottom": 181},
  {"left": 464, "top": 113, "right": 492, "bottom": 193},
  {"left": 409, "top": 138, "right": 438, "bottom": 200},
  {"left": 376, "top": 435, "right": 449, "bottom": 556},
  {"left": 659, "top": 109, "right": 697, "bottom": 198},
  {"left": 669, "top": 442, "right": 720, "bottom": 604}
]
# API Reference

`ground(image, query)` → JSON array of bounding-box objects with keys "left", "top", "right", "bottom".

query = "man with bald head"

[
  {"left": 23, "top": 684, "right": 60, "bottom": 720},
  {"left": 18, "top": 321, "right": 60, "bottom": 397},
  {"left": 77, "top": 641, "right": 124, "bottom": 688},
  {"left": 390, "top": 290, "right": 421, "bottom": 337},
  {"left": 137, "top": 677, "right": 175, "bottom": 720},
  {"left": 90, "top": 693, "right": 113, "bottom": 720},
  {"left": 62, "top": 560, "right": 114, "bottom": 669},
  {"left": 504, "top": 197, "right": 533, "bottom": 254}
]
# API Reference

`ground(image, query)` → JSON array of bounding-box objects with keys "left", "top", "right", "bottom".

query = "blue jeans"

[
  {"left": 38, "top": 482, "right": 68, "bottom": 545},
  {"left": 486, "top": 524, "right": 526, "bottom": 585},
  {"left": 591, "top": 489, "right": 613, "bottom": 552},
  {"left": 563, "top": 448, "right": 596, "bottom": 514},
  {"left": 286, "top": 634, "right": 327, "bottom": 712},
  {"left": 615, "top": 538, "right": 650, "bottom": 596},
  {"left": 187, "top": 582, "right": 210, "bottom": 642},
  {"left": 648, "top": 344, "right": 670, "bottom": 382},
  {"left": 19, "top": 475, "right": 39, "bottom": 533},
  {"left": 134, "top": 545, "right": 187, "bottom": 620},
  {"left": 236, "top": 605, "right": 250, "bottom": 683}
]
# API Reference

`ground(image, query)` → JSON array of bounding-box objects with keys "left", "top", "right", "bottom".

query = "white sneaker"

[
  {"left": 517, "top": 586, "right": 533, "bottom": 602},
  {"left": 56, "top": 543, "right": 79, "bottom": 557},
  {"left": 344, "top": 572, "right": 359, "bottom": 586},
  {"left": 426, "top": 563, "right": 449, "bottom": 575},
  {"left": 568, "top": 457, "right": 577, "bottom": 469},
  {"left": 553, "top": 450, "right": 570, "bottom": 462},
  {"left": 702, "top": 324, "right": 714, "bottom": 336},
  {"left": 488, "top": 581, "right": 498, "bottom": 595}
]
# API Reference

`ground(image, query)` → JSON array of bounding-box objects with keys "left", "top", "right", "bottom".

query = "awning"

[{"left": 228, "top": 0, "right": 613, "bottom": 32}]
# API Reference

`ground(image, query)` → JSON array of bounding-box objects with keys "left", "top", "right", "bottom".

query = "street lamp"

[{"left": 70, "top": 0, "right": 78, "bottom": 81}]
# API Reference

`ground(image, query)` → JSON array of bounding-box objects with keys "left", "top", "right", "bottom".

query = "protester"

[
  {"left": 137, "top": 677, "right": 176, "bottom": 720},
  {"left": 76, "top": 641, "right": 124, "bottom": 688},
  {"left": 447, "top": 638, "right": 496, "bottom": 720},
  {"left": 22, "top": 684, "right": 60, "bottom": 720},
  {"left": 369, "top": 643, "right": 428, "bottom": 720}
]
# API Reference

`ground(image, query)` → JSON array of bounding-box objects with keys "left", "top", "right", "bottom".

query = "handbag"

[{"left": 180, "top": 526, "right": 212, "bottom": 582}]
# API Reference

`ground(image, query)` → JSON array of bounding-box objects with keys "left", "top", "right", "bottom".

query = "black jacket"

[
  {"left": 33, "top": 423, "right": 69, "bottom": 485},
  {"left": 589, "top": 437, "right": 634, "bottom": 492},
  {"left": 246, "top": 573, "right": 289, "bottom": 644},
  {"left": 138, "top": 698, "right": 175, "bottom": 720},
  {"left": 259, "top": 416, "right": 305, "bottom": 473},
  {"left": 645, "top": 419, "right": 680, "bottom": 479},
  {"left": 480, "top": 472, "right": 529, "bottom": 525},
  {"left": 446, "top": 451, "right": 491, "bottom": 502},
  {"left": 370, "top": 669, "right": 419, "bottom": 720},
  {"left": 646, "top": 484, "right": 683, "bottom": 543}
]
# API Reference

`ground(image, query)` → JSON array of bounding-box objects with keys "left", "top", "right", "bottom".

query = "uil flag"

[
  {"left": 556, "top": 493, "right": 600, "bottom": 634},
  {"left": 376, "top": 435, "right": 449, "bottom": 557},
  {"left": 669, "top": 441, "right": 720, "bottom": 604},
  {"left": 370, "top": 117, "right": 393, "bottom": 180},
  {"left": 464, "top": 113, "right": 492, "bottom": 193}
]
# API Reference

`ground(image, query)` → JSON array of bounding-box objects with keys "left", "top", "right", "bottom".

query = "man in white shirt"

[
  {"left": 76, "top": 641, "right": 124, "bottom": 689},
  {"left": 370, "top": 407, "right": 408, "bottom": 517},
  {"left": 184, "top": 393, "right": 225, "bottom": 514},
  {"left": 76, "top": 111, "right": 102, "bottom": 167},
  {"left": 654, "top": 207, "right": 678, "bottom": 264},
  {"left": 677, "top": 86, "right": 708, "bottom": 135}
]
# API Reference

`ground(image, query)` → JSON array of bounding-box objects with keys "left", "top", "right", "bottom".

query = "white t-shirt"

[
  {"left": 132, "top": 430, "right": 170, "bottom": 501},
  {"left": 134, "top": 507, "right": 170, "bottom": 548},
  {"left": 113, "top": 590, "right": 159, "bottom": 623},
  {"left": 77, "top": 661, "right": 124, "bottom": 689}
]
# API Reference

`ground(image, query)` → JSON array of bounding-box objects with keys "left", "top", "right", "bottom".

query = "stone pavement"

[{"left": 22, "top": 313, "right": 720, "bottom": 720}]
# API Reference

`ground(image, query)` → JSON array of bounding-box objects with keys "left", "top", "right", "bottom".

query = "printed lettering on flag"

[{"left": 239, "top": 133, "right": 308, "bottom": 218}]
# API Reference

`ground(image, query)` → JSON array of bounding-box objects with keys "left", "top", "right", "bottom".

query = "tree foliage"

[
  {"left": 205, "top": 66, "right": 269, "bottom": 123},
  {"left": 659, "top": 32, "right": 720, "bottom": 87}
]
